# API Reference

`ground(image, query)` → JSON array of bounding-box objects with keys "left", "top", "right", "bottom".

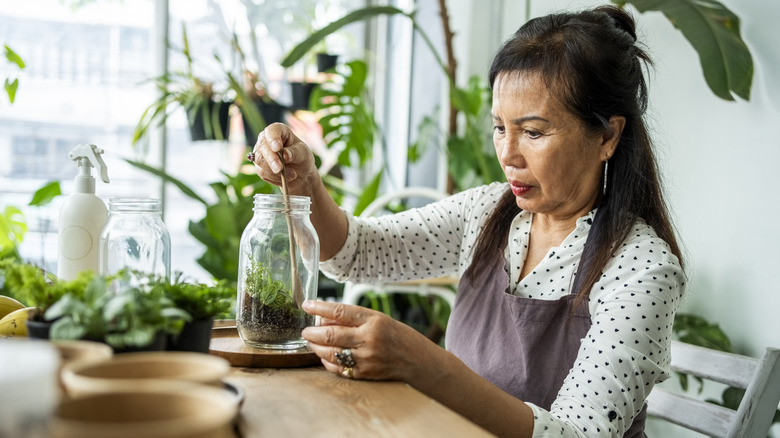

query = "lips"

[{"left": 510, "top": 181, "right": 532, "bottom": 196}]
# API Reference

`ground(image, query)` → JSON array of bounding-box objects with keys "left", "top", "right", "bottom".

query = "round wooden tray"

[{"left": 209, "top": 326, "right": 321, "bottom": 368}]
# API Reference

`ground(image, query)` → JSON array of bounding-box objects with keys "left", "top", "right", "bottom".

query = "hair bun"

[{"left": 595, "top": 5, "right": 638, "bottom": 42}]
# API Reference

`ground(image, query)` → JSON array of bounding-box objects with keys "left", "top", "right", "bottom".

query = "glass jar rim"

[
  {"left": 108, "top": 197, "right": 162, "bottom": 212},
  {"left": 252, "top": 193, "right": 311, "bottom": 211}
]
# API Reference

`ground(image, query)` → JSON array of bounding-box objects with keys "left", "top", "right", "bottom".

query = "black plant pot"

[
  {"left": 316, "top": 53, "right": 338, "bottom": 73},
  {"left": 168, "top": 317, "right": 214, "bottom": 354},
  {"left": 112, "top": 331, "right": 168, "bottom": 354},
  {"left": 290, "top": 82, "right": 317, "bottom": 111},
  {"left": 26, "top": 319, "right": 52, "bottom": 339},
  {"left": 243, "top": 100, "right": 287, "bottom": 146},
  {"left": 188, "top": 100, "right": 232, "bottom": 142}
]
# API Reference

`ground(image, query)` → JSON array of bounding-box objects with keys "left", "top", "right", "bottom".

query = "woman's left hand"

[{"left": 301, "top": 300, "right": 433, "bottom": 382}]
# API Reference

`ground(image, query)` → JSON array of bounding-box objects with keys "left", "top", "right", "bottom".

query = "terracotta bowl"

[
  {"left": 61, "top": 351, "right": 230, "bottom": 399},
  {"left": 50, "top": 386, "right": 237, "bottom": 438},
  {"left": 50, "top": 340, "right": 113, "bottom": 369}
]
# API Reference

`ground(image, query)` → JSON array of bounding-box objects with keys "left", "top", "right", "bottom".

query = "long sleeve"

[{"left": 319, "top": 182, "right": 507, "bottom": 283}]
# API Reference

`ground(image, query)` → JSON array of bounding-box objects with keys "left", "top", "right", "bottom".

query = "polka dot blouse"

[{"left": 321, "top": 182, "right": 686, "bottom": 437}]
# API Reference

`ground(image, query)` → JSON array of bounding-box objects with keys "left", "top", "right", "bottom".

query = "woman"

[{"left": 250, "top": 5, "right": 684, "bottom": 437}]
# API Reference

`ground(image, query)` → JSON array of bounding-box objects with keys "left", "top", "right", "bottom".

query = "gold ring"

[{"left": 342, "top": 366, "right": 354, "bottom": 379}]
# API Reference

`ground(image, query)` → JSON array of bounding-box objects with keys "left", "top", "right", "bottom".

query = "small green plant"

[
  {"left": 45, "top": 271, "right": 191, "bottom": 350},
  {"left": 0, "top": 258, "right": 93, "bottom": 320},
  {"left": 244, "top": 259, "right": 295, "bottom": 310},
  {"left": 147, "top": 271, "right": 236, "bottom": 320}
]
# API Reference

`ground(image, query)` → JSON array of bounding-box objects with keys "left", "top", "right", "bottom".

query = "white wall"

[{"left": 449, "top": 0, "right": 780, "bottom": 435}]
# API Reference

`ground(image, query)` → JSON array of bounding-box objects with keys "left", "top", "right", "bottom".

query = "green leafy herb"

[
  {"left": 141, "top": 271, "right": 236, "bottom": 320},
  {"left": 244, "top": 258, "right": 294, "bottom": 310},
  {"left": 0, "top": 258, "right": 93, "bottom": 317},
  {"left": 45, "top": 271, "right": 191, "bottom": 350}
]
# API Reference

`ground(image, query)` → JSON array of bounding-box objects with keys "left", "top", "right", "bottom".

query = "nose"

[{"left": 497, "top": 134, "right": 525, "bottom": 170}]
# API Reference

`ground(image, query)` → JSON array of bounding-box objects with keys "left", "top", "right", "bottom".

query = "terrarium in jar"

[{"left": 237, "top": 194, "right": 319, "bottom": 350}]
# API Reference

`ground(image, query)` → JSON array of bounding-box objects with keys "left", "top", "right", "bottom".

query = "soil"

[{"left": 237, "top": 295, "right": 314, "bottom": 347}]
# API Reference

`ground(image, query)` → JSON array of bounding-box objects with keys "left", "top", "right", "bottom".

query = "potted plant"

[
  {"left": 150, "top": 272, "right": 236, "bottom": 353},
  {"left": 44, "top": 271, "right": 191, "bottom": 353},
  {"left": 134, "top": 25, "right": 231, "bottom": 145},
  {"left": 0, "top": 258, "right": 97, "bottom": 338}
]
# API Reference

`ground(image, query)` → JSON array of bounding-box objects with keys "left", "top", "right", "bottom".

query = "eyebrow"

[{"left": 491, "top": 114, "right": 550, "bottom": 125}]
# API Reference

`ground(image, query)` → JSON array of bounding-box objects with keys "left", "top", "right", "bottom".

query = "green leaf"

[
  {"left": 280, "top": 6, "right": 408, "bottom": 67},
  {"left": 50, "top": 317, "right": 87, "bottom": 341},
  {"left": 4, "top": 45, "right": 24, "bottom": 68},
  {"left": 4, "top": 78, "right": 19, "bottom": 103},
  {"left": 0, "top": 206, "right": 26, "bottom": 255},
  {"left": 673, "top": 312, "right": 732, "bottom": 352},
  {"left": 353, "top": 170, "right": 383, "bottom": 216},
  {"left": 621, "top": 0, "right": 753, "bottom": 100},
  {"left": 29, "top": 181, "right": 62, "bottom": 206},
  {"left": 310, "top": 60, "right": 375, "bottom": 168},
  {"left": 409, "top": 112, "right": 440, "bottom": 164},
  {"left": 124, "top": 159, "right": 207, "bottom": 205}
]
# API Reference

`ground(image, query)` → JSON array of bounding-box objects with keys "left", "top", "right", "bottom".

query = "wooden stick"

[{"left": 277, "top": 151, "right": 305, "bottom": 308}]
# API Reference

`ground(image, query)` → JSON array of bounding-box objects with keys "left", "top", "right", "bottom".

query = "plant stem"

[{"left": 437, "top": 0, "right": 458, "bottom": 138}]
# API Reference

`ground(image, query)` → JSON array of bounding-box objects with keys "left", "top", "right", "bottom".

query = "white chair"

[
  {"left": 647, "top": 340, "right": 780, "bottom": 437},
  {"left": 340, "top": 187, "right": 458, "bottom": 311}
]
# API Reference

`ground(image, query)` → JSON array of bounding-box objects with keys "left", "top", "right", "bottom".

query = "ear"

[{"left": 601, "top": 116, "right": 626, "bottom": 159}]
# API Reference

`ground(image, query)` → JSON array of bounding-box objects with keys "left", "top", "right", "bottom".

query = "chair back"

[
  {"left": 341, "top": 187, "right": 457, "bottom": 309},
  {"left": 647, "top": 340, "right": 780, "bottom": 437}
]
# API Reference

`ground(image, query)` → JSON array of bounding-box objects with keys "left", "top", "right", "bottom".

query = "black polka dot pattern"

[{"left": 320, "top": 182, "right": 686, "bottom": 437}]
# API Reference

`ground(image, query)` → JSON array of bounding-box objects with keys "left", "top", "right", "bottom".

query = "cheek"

[{"left": 492, "top": 135, "right": 506, "bottom": 163}]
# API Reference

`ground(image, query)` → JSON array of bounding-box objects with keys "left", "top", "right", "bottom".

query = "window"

[{"left": 1, "top": 0, "right": 367, "bottom": 282}]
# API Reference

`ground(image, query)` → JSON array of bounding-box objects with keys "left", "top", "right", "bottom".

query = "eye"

[
  {"left": 493, "top": 125, "right": 506, "bottom": 135},
  {"left": 525, "top": 130, "right": 542, "bottom": 139}
]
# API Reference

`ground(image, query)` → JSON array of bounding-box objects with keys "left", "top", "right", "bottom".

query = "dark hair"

[{"left": 466, "top": 6, "right": 684, "bottom": 309}]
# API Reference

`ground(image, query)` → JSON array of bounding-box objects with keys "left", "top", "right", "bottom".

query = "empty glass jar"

[
  {"left": 99, "top": 198, "right": 171, "bottom": 280},
  {"left": 237, "top": 194, "right": 319, "bottom": 350}
]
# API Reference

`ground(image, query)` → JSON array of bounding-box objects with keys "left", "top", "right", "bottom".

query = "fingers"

[
  {"left": 302, "top": 300, "right": 367, "bottom": 327},
  {"left": 253, "top": 131, "right": 286, "bottom": 175},
  {"left": 303, "top": 324, "right": 360, "bottom": 349},
  {"left": 319, "top": 357, "right": 357, "bottom": 379}
]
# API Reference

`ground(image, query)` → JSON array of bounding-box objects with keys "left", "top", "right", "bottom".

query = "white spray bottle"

[{"left": 57, "top": 144, "right": 110, "bottom": 281}]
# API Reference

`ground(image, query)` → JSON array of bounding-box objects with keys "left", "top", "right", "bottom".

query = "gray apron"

[{"left": 446, "top": 260, "right": 647, "bottom": 437}]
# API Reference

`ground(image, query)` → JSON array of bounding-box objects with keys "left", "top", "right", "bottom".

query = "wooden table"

[{"left": 227, "top": 366, "right": 494, "bottom": 437}]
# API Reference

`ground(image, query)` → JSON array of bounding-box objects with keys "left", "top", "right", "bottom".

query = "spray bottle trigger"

[{"left": 68, "top": 144, "right": 110, "bottom": 183}]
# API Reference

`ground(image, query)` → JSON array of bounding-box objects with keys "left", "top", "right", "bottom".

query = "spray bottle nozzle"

[{"left": 69, "top": 144, "right": 110, "bottom": 184}]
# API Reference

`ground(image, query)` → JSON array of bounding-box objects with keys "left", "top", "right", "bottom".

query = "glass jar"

[
  {"left": 98, "top": 198, "right": 171, "bottom": 280},
  {"left": 237, "top": 194, "right": 319, "bottom": 350}
]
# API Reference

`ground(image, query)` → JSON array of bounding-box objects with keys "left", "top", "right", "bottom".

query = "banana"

[
  {"left": 0, "top": 307, "right": 34, "bottom": 337},
  {"left": 0, "top": 295, "right": 26, "bottom": 319}
]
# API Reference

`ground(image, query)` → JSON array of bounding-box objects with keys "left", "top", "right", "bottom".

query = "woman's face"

[{"left": 492, "top": 72, "right": 619, "bottom": 222}]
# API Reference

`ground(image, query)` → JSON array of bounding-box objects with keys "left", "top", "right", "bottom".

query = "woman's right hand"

[{"left": 250, "top": 123, "right": 318, "bottom": 196}]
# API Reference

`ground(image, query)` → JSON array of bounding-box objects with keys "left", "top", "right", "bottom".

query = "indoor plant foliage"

[
  {"left": 281, "top": 0, "right": 754, "bottom": 192},
  {"left": 223, "top": 32, "right": 287, "bottom": 146},
  {"left": 157, "top": 272, "right": 235, "bottom": 321},
  {"left": 134, "top": 271, "right": 236, "bottom": 352},
  {"left": 0, "top": 258, "right": 92, "bottom": 323},
  {"left": 44, "top": 270, "right": 191, "bottom": 351},
  {"left": 134, "top": 25, "right": 231, "bottom": 145},
  {"left": 237, "top": 256, "right": 313, "bottom": 346},
  {"left": 3, "top": 44, "right": 25, "bottom": 104}
]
